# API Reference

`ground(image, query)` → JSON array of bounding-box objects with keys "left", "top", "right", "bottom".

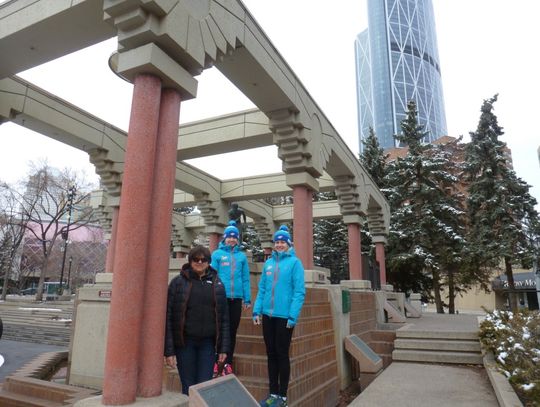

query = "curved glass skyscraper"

[{"left": 355, "top": 0, "right": 447, "bottom": 151}]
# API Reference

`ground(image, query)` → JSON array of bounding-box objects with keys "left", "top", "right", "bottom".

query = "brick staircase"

[
  {"left": 0, "top": 301, "right": 73, "bottom": 347},
  {"left": 392, "top": 327, "right": 483, "bottom": 365}
]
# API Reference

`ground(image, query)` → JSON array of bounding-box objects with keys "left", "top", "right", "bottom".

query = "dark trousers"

[
  {"left": 226, "top": 298, "right": 243, "bottom": 365},
  {"left": 176, "top": 336, "right": 215, "bottom": 395},
  {"left": 262, "top": 315, "right": 294, "bottom": 397}
]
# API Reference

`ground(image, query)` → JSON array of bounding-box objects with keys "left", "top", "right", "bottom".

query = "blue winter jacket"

[
  {"left": 253, "top": 248, "right": 305, "bottom": 327},
  {"left": 211, "top": 242, "right": 251, "bottom": 304}
]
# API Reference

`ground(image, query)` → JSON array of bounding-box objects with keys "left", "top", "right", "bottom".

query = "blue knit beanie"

[
  {"left": 273, "top": 225, "right": 292, "bottom": 246},
  {"left": 223, "top": 220, "right": 240, "bottom": 240}
]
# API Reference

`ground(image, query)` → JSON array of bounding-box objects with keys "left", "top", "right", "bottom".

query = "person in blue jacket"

[
  {"left": 210, "top": 220, "right": 251, "bottom": 374},
  {"left": 253, "top": 225, "right": 305, "bottom": 407}
]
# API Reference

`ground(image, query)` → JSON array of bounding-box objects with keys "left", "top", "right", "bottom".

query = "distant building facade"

[{"left": 355, "top": 0, "right": 447, "bottom": 152}]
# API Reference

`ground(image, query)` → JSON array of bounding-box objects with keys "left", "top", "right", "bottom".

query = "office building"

[{"left": 355, "top": 0, "right": 447, "bottom": 151}]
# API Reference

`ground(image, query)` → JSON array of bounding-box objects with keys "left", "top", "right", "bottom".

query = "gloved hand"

[
  {"left": 286, "top": 319, "right": 295, "bottom": 329},
  {"left": 253, "top": 314, "right": 261, "bottom": 325}
]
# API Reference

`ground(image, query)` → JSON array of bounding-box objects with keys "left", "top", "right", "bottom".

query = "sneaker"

[
  {"left": 259, "top": 394, "right": 279, "bottom": 406},
  {"left": 212, "top": 362, "right": 219, "bottom": 378},
  {"left": 279, "top": 397, "right": 288, "bottom": 407},
  {"left": 222, "top": 363, "right": 233, "bottom": 375}
]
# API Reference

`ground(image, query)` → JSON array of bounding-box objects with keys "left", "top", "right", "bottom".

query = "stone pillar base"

[
  {"left": 409, "top": 292, "right": 423, "bottom": 314},
  {"left": 304, "top": 269, "right": 330, "bottom": 286},
  {"left": 381, "top": 284, "right": 394, "bottom": 292},
  {"left": 74, "top": 391, "right": 188, "bottom": 407}
]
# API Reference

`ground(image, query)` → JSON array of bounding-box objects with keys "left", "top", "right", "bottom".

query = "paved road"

[{"left": 0, "top": 339, "right": 67, "bottom": 382}]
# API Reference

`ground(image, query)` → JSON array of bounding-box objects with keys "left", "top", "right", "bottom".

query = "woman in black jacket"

[{"left": 164, "top": 245, "right": 230, "bottom": 395}]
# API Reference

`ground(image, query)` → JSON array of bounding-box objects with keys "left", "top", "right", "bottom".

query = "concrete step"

[
  {"left": 394, "top": 338, "right": 481, "bottom": 353},
  {"left": 396, "top": 329, "right": 478, "bottom": 341},
  {"left": 0, "top": 390, "right": 63, "bottom": 407},
  {"left": 2, "top": 325, "right": 70, "bottom": 346},
  {"left": 0, "top": 376, "right": 97, "bottom": 406},
  {"left": 392, "top": 349, "right": 483, "bottom": 365}
]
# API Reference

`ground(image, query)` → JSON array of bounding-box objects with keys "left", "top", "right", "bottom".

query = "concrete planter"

[{"left": 482, "top": 350, "right": 523, "bottom": 407}]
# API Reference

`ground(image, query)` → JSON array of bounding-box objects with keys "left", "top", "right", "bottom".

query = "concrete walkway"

[
  {"left": 0, "top": 339, "right": 67, "bottom": 382},
  {"left": 349, "top": 312, "right": 499, "bottom": 406}
]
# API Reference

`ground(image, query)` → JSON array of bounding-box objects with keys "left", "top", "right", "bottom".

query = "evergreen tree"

[
  {"left": 359, "top": 127, "right": 388, "bottom": 189},
  {"left": 312, "top": 192, "right": 349, "bottom": 283},
  {"left": 359, "top": 126, "right": 389, "bottom": 266},
  {"left": 464, "top": 95, "right": 540, "bottom": 312},
  {"left": 385, "top": 101, "right": 466, "bottom": 312}
]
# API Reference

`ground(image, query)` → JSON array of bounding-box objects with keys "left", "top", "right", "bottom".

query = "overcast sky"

[{"left": 1, "top": 0, "right": 539, "bottom": 206}]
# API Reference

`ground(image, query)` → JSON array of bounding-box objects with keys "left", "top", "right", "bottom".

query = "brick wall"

[
  {"left": 164, "top": 287, "right": 339, "bottom": 406},
  {"left": 348, "top": 291, "right": 395, "bottom": 388}
]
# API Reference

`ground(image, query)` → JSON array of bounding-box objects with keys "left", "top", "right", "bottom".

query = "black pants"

[
  {"left": 262, "top": 315, "right": 294, "bottom": 397},
  {"left": 226, "top": 298, "right": 243, "bottom": 365}
]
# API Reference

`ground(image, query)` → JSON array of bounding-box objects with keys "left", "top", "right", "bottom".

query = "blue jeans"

[{"left": 176, "top": 336, "right": 216, "bottom": 395}]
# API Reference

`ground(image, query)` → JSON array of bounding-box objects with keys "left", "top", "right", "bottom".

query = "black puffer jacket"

[{"left": 164, "top": 264, "right": 230, "bottom": 357}]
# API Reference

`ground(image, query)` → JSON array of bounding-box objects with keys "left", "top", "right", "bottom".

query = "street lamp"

[
  {"left": 67, "top": 256, "right": 73, "bottom": 294},
  {"left": 59, "top": 186, "right": 76, "bottom": 296}
]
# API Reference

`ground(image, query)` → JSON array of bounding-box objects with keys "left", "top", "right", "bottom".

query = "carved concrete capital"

[
  {"left": 252, "top": 217, "right": 273, "bottom": 249},
  {"left": 269, "top": 109, "right": 323, "bottom": 179},
  {"left": 89, "top": 190, "right": 114, "bottom": 235},
  {"left": 194, "top": 194, "right": 228, "bottom": 232},
  {"left": 334, "top": 175, "right": 364, "bottom": 217},
  {"left": 104, "top": 0, "right": 245, "bottom": 95},
  {"left": 89, "top": 148, "right": 123, "bottom": 198},
  {"left": 367, "top": 208, "right": 388, "bottom": 240}
]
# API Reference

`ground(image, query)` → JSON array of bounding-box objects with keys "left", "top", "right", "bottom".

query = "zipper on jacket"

[
  {"left": 230, "top": 250, "right": 236, "bottom": 298},
  {"left": 212, "top": 274, "right": 220, "bottom": 353},
  {"left": 270, "top": 256, "right": 280, "bottom": 317}
]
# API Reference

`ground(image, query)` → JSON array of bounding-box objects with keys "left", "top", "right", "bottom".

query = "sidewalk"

[{"left": 349, "top": 312, "right": 499, "bottom": 406}]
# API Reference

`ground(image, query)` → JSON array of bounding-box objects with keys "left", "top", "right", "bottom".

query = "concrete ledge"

[
  {"left": 394, "top": 338, "right": 481, "bottom": 352},
  {"left": 74, "top": 391, "right": 188, "bottom": 407},
  {"left": 341, "top": 280, "right": 371, "bottom": 290},
  {"left": 396, "top": 329, "right": 478, "bottom": 340},
  {"left": 392, "top": 349, "right": 482, "bottom": 365},
  {"left": 483, "top": 351, "right": 523, "bottom": 407}
]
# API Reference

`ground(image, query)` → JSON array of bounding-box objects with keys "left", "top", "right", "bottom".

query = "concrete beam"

[{"left": 0, "top": 0, "right": 115, "bottom": 78}]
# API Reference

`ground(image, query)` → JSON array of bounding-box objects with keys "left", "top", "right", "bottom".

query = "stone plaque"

[{"left": 189, "top": 374, "right": 258, "bottom": 407}]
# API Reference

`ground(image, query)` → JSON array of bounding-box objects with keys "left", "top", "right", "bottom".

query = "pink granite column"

[
  {"left": 376, "top": 242, "right": 387, "bottom": 285},
  {"left": 209, "top": 232, "right": 221, "bottom": 252},
  {"left": 347, "top": 223, "right": 362, "bottom": 280},
  {"left": 102, "top": 74, "right": 162, "bottom": 405},
  {"left": 104, "top": 207, "right": 119, "bottom": 273},
  {"left": 138, "top": 89, "right": 182, "bottom": 397},
  {"left": 293, "top": 185, "right": 314, "bottom": 268}
]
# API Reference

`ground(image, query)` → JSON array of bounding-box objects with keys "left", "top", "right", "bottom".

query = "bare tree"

[
  {"left": 4, "top": 164, "right": 97, "bottom": 301},
  {"left": 0, "top": 182, "right": 31, "bottom": 300}
]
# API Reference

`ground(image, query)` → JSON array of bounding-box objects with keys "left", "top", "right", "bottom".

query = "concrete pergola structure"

[{"left": 0, "top": 1, "right": 390, "bottom": 405}]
